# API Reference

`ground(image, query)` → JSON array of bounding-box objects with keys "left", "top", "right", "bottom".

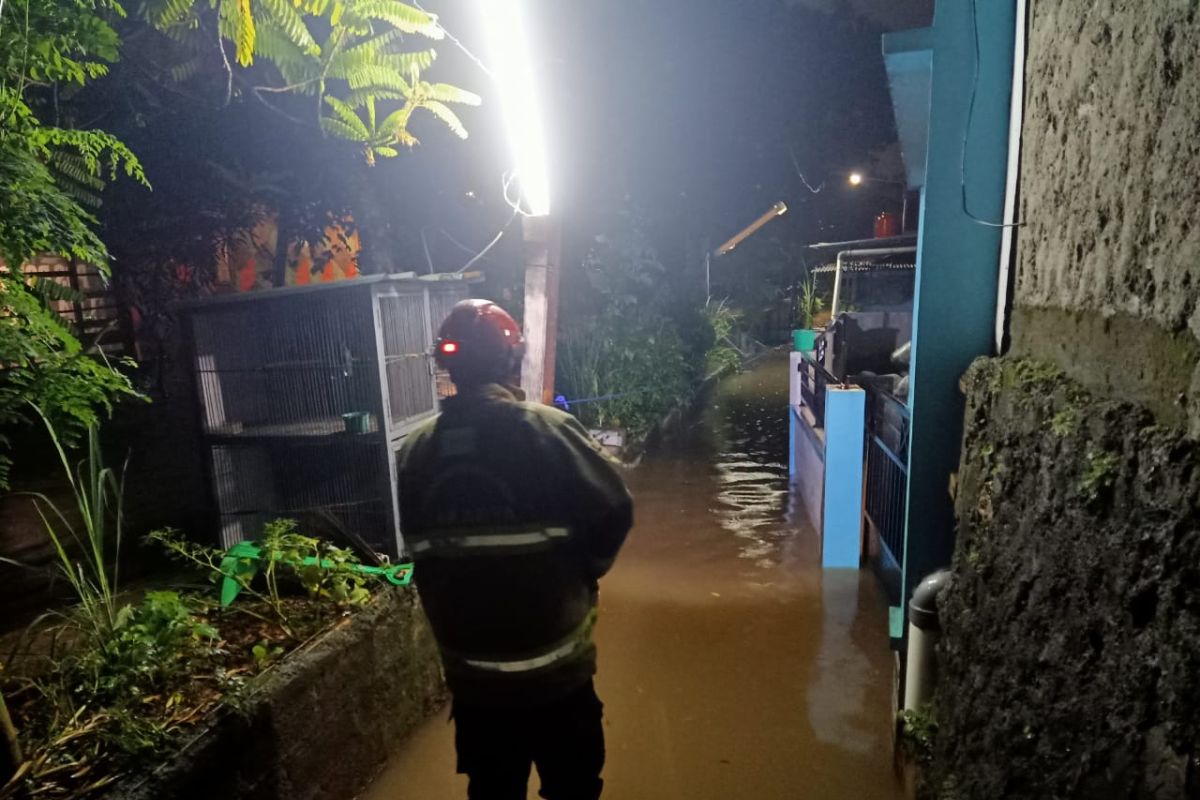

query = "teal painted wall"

[{"left": 900, "top": 0, "right": 1015, "bottom": 625}]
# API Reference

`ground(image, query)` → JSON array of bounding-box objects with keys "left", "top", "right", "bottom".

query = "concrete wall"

[
  {"left": 1012, "top": 0, "right": 1200, "bottom": 433},
  {"left": 109, "top": 587, "right": 445, "bottom": 800},
  {"left": 929, "top": 3, "right": 1200, "bottom": 797}
]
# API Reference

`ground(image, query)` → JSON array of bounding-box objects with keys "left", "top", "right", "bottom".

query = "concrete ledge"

[{"left": 107, "top": 587, "right": 445, "bottom": 800}]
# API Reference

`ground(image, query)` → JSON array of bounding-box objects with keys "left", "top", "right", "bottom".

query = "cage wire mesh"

[{"left": 189, "top": 279, "right": 470, "bottom": 555}]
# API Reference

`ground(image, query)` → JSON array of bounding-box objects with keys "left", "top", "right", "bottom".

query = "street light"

[
  {"left": 478, "top": 0, "right": 560, "bottom": 404},
  {"left": 479, "top": 0, "right": 550, "bottom": 216},
  {"left": 706, "top": 201, "right": 789, "bottom": 298},
  {"left": 846, "top": 172, "right": 910, "bottom": 233}
]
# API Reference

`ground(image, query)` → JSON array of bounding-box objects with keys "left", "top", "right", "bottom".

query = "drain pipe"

[
  {"left": 904, "top": 569, "right": 953, "bottom": 712},
  {"left": 830, "top": 246, "right": 918, "bottom": 318}
]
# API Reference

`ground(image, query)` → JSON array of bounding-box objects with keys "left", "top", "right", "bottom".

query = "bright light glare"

[
  {"left": 480, "top": 0, "right": 551, "bottom": 216},
  {"left": 848, "top": 172, "right": 864, "bottom": 186}
]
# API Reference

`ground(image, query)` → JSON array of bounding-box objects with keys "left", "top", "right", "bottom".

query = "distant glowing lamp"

[
  {"left": 479, "top": 0, "right": 551, "bottom": 217},
  {"left": 440, "top": 341, "right": 459, "bottom": 355},
  {"left": 848, "top": 172, "right": 864, "bottom": 187}
]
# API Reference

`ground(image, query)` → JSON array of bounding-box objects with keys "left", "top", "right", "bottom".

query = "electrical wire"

[
  {"left": 410, "top": 0, "right": 495, "bottom": 80},
  {"left": 501, "top": 170, "right": 536, "bottom": 217},
  {"left": 789, "top": 145, "right": 825, "bottom": 193},
  {"left": 961, "top": 0, "right": 1023, "bottom": 228},
  {"left": 456, "top": 206, "right": 520, "bottom": 273}
]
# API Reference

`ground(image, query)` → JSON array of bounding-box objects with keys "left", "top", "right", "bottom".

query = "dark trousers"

[{"left": 453, "top": 680, "right": 605, "bottom": 800}]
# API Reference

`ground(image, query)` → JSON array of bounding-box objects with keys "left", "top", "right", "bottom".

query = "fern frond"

[
  {"left": 29, "top": 277, "right": 86, "bottom": 307},
  {"left": 379, "top": 103, "right": 413, "bottom": 137},
  {"left": 326, "top": 39, "right": 432, "bottom": 79},
  {"left": 343, "top": 87, "right": 407, "bottom": 106},
  {"left": 57, "top": 181, "right": 104, "bottom": 209},
  {"left": 420, "top": 82, "right": 480, "bottom": 106},
  {"left": 421, "top": 100, "right": 467, "bottom": 138},
  {"left": 382, "top": 49, "right": 436, "bottom": 75},
  {"left": 253, "top": 23, "right": 313, "bottom": 68},
  {"left": 50, "top": 153, "right": 106, "bottom": 191},
  {"left": 234, "top": 0, "right": 258, "bottom": 66},
  {"left": 145, "top": 0, "right": 197, "bottom": 29},
  {"left": 324, "top": 96, "right": 371, "bottom": 138},
  {"left": 169, "top": 56, "right": 205, "bottom": 82},
  {"left": 258, "top": 0, "right": 319, "bottom": 55},
  {"left": 321, "top": 116, "right": 370, "bottom": 142},
  {"left": 343, "top": 64, "right": 412, "bottom": 93},
  {"left": 345, "top": 28, "right": 405, "bottom": 55},
  {"left": 342, "top": 0, "right": 442, "bottom": 38}
]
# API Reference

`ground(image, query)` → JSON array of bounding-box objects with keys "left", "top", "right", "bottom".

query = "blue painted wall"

[
  {"left": 901, "top": 0, "right": 1016, "bottom": 629},
  {"left": 822, "top": 388, "right": 865, "bottom": 569}
]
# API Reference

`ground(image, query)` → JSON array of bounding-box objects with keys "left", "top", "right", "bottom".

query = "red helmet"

[{"left": 433, "top": 299, "right": 525, "bottom": 385}]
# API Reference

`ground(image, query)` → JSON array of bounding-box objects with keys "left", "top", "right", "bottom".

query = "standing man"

[{"left": 397, "top": 299, "right": 633, "bottom": 800}]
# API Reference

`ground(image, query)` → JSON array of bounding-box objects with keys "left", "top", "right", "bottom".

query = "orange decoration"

[
  {"left": 344, "top": 260, "right": 359, "bottom": 279},
  {"left": 321, "top": 261, "right": 336, "bottom": 282},
  {"left": 237, "top": 259, "right": 257, "bottom": 292},
  {"left": 296, "top": 259, "right": 312, "bottom": 285}
]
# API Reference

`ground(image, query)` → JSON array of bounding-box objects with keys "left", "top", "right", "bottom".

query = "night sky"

[
  {"left": 381, "top": 0, "right": 929, "bottom": 276},
  {"left": 101, "top": 0, "right": 932, "bottom": 294}
]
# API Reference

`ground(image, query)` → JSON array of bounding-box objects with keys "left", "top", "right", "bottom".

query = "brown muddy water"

[{"left": 362, "top": 351, "right": 901, "bottom": 799}]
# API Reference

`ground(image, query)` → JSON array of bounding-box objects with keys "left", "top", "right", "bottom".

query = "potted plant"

[{"left": 793, "top": 275, "right": 824, "bottom": 352}]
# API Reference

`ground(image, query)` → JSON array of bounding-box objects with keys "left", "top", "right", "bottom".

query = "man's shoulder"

[
  {"left": 514, "top": 400, "right": 577, "bottom": 430},
  {"left": 398, "top": 412, "right": 443, "bottom": 454}
]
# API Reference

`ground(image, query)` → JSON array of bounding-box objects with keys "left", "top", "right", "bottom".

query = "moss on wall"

[
  {"left": 1012, "top": 305, "right": 1200, "bottom": 435},
  {"left": 926, "top": 358, "right": 1200, "bottom": 799}
]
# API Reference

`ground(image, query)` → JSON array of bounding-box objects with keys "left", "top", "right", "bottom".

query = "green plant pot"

[
  {"left": 793, "top": 329, "right": 817, "bottom": 352},
  {"left": 342, "top": 411, "right": 371, "bottom": 434}
]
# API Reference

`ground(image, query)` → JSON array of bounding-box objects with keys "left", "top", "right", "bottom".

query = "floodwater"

[{"left": 361, "top": 351, "right": 902, "bottom": 799}]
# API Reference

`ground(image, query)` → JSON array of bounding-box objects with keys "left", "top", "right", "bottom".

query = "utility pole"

[{"left": 520, "top": 214, "right": 562, "bottom": 404}]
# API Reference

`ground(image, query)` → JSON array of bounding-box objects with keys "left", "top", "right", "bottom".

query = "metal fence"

[
  {"left": 21, "top": 256, "right": 128, "bottom": 356},
  {"left": 863, "top": 381, "right": 910, "bottom": 604},
  {"left": 797, "top": 353, "right": 838, "bottom": 428}
]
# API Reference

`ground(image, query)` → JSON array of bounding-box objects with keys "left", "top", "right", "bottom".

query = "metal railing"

[
  {"left": 863, "top": 381, "right": 910, "bottom": 591},
  {"left": 797, "top": 353, "right": 838, "bottom": 429}
]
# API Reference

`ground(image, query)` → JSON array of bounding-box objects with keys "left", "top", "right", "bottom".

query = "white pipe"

[
  {"left": 829, "top": 246, "right": 918, "bottom": 319},
  {"left": 994, "top": 0, "right": 1028, "bottom": 354}
]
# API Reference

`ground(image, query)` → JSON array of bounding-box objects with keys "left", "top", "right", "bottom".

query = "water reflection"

[{"left": 361, "top": 350, "right": 901, "bottom": 800}]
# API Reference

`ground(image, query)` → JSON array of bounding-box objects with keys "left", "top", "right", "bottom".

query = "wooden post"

[{"left": 519, "top": 215, "right": 562, "bottom": 405}]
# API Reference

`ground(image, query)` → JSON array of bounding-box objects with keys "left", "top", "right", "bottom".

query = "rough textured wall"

[
  {"left": 108, "top": 588, "right": 445, "bottom": 800},
  {"left": 929, "top": 359, "right": 1200, "bottom": 799},
  {"left": 1014, "top": 0, "right": 1200, "bottom": 432}
]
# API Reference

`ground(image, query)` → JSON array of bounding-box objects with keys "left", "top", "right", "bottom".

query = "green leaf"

[
  {"left": 421, "top": 82, "right": 481, "bottom": 106},
  {"left": 258, "top": 0, "right": 320, "bottom": 55},
  {"left": 323, "top": 95, "right": 370, "bottom": 138},
  {"left": 234, "top": 0, "right": 258, "bottom": 66},
  {"left": 342, "top": 64, "right": 412, "bottom": 93},
  {"left": 421, "top": 100, "right": 467, "bottom": 138},
  {"left": 343, "top": 0, "right": 442, "bottom": 38},
  {"left": 379, "top": 104, "right": 414, "bottom": 136}
]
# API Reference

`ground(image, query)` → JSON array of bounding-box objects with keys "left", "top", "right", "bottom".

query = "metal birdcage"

[{"left": 184, "top": 274, "right": 473, "bottom": 557}]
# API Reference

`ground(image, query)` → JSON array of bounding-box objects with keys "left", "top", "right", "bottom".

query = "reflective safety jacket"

[{"left": 396, "top": 384, "right": 633, "bottom": 707}]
